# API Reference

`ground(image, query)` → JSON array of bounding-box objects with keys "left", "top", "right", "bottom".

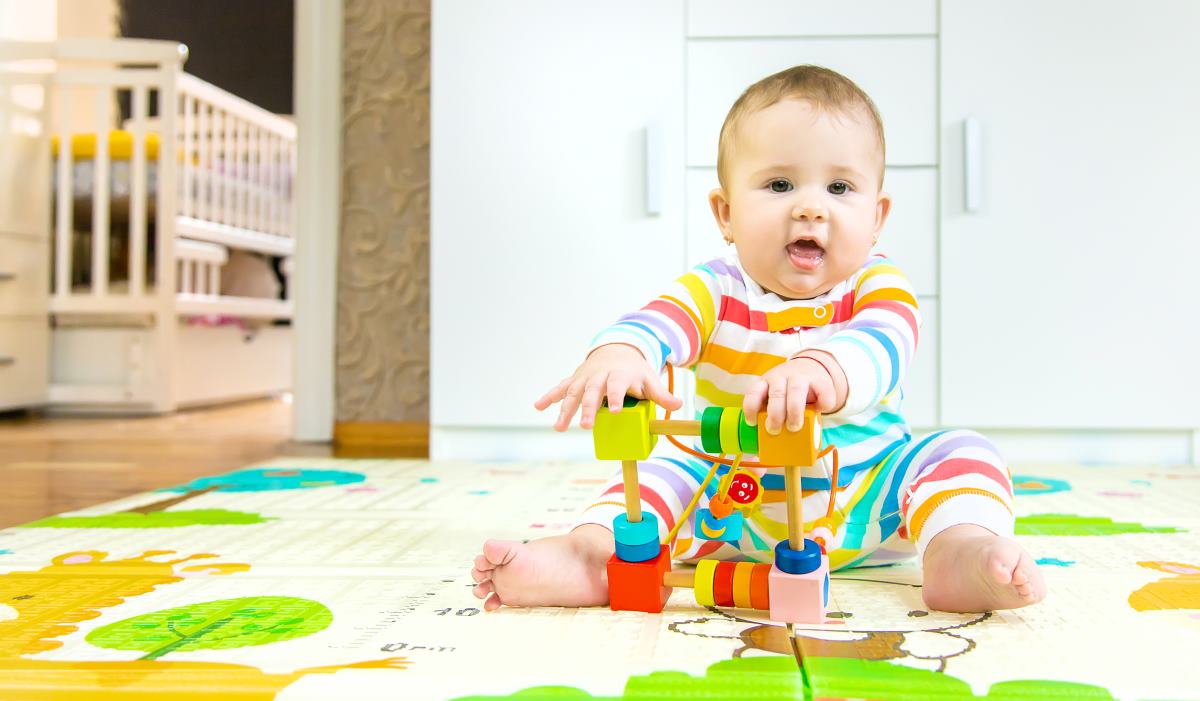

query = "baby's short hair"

[{"left": 716, "top": 65, "right": 886, "bottom": 188}]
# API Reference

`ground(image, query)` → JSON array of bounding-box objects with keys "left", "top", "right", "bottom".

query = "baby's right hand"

[{"left": 534, "top": 343, "right": 683, "bottom": 431}]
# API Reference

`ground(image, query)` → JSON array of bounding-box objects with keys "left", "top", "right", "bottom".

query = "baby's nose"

[{"left": 792, "top": 203, "right": 828, "bottom": 222}]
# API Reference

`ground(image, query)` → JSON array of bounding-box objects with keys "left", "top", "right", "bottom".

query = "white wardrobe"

[{"left": 431, "top": 0, "right": 1200, "bottom": 464}]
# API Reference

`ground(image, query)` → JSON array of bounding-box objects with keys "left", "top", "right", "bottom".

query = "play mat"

[{"left": 0, "top": 457, "right": 1197, "bottom": 700}]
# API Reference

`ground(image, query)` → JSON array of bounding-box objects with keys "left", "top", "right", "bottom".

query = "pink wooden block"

[{"left": 767, "top": 555, "right": 829, "bottom": 624}]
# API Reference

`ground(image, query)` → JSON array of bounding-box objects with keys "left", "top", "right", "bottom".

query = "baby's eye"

[
  {"left": 768, "top": 179, "right": 792, "bottom": 193},
  {"left": 828, "top": 181, "right": 849, "bottom": 195}
]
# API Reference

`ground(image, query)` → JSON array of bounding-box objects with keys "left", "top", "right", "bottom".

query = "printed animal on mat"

[{"left": 1129, "top": 561, "right": 1200, "bottom": 612}]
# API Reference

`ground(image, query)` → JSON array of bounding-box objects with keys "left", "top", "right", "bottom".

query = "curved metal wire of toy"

[
  {"left": 661, "top": 363, "right": 841, "bottom": 522},
  {"left": 662, "top": 453, "right": 739, "bottom": 547}
]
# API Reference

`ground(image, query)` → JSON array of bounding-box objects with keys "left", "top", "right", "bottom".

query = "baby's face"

[{"left": 711, "top": 98, "right": 890, "bottom": 299}]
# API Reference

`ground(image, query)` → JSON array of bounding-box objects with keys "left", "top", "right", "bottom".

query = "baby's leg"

[
  {"left": 894, "top": 430, "right": 1046, "bottom": 612},
  {"left": 471, "top": 457, "right": 706, "bottom": 610}
]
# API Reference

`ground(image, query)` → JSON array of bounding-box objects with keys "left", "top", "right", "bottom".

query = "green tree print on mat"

[{"left": 86, "top": 596, "right": 332, "bottom": 661}]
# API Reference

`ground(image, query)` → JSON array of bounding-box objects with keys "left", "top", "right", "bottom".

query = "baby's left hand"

[{"left": 742, "top": 356, "right": 838, "bottom": 435}]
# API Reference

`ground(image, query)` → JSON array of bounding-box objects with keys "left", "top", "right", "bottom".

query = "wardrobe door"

[
  {"left": 940, "top": 0, "right": 1200, "bottom": 428},
  {"left": 431, "top": 1, "right": 685, "bottom": 448}
]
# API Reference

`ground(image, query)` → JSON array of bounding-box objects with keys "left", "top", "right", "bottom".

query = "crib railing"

[
  {"left": 0, "top": 39, "right": 295, "bottom": 317},
  {"left": 176, "top": 72, "right": 297, "bottom": 250}
]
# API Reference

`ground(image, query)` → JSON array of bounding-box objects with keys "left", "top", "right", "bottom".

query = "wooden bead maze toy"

[{"left": 592, "top": 372, "right": 842, "bottom": 625}]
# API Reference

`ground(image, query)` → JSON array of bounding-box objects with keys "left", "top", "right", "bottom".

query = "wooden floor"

[{"left": 0, "top": 398, "right": 333, "bottom": 529}]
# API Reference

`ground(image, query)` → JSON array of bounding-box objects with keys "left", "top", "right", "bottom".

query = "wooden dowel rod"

[
  {"left": 785, "top": 464, "right": 803, "bottom": 550},
  {"left": 649, "top": 419, "right": 701, "bottom": 436},
  {"left": 664, "top": 571, "right": 695, "bottom": 589},
  {"left": 621, "top": 460, "right": 642, "bottom": 522}
]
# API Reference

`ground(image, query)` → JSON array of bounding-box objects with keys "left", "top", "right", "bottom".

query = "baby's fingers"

[
  {"left": 642, "top": 371, "right": 682, "bottom": 411},
  {"left": 742, "top": 380, "right": 768, "bottom": 426},
  {"left": 554, "top": 379, "right": 587, "bottom": 432},
  {"left": 604, "top": 373, "right": 634, "bottom": 418},
  {"left": 764, "top": 379, "right": 788, "bottom": 435},
  {"left": 577, "top": 372, "right": 610, "bottom": 429},
  {"left": 534, "top": 377, "right": 571, "bottom": 411},
  {"left": 786, "top": 378, "right": 809, "bottom": 432}
]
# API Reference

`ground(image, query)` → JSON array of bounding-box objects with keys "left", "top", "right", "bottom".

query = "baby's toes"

[
  {"left": 470, "top": 566, "right": 490, "bottom": 583},
  {"left": 1010, "top": 561, "right": 1030, "bottom": 587},
  {"left": 473, "top": 580, "right": 495, "bottom": 601},
  {"left": 474, "top": 553, "right": 497, "bottom": 573},
  {"left": 483, "top": 591, "right": 504, "bottom": 611},
  {"left": 483, "top": 539, "right": 520, "bottom": 567}
]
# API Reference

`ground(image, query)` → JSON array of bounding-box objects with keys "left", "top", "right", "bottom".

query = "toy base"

[
  {"left": 768, "top": 554, "right": 829, "bottom": 624},
  {"left": 607, "top": 545, "right": 672, "bottom": 613}
]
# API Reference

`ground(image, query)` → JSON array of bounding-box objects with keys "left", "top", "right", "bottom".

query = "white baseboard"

[{"left": 432, "top": 425, "right": 1200, "bottom": 467}]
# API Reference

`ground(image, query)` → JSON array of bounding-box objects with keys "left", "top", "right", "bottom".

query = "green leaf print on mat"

[
  {"left": 19, "top": 509, "right": 272, "bottom": 528},
  {"left": 451, "top": 656, "right": 1148, "bottom": 700},
  {"left": 1016, "top": 514, "right": 1182, "bottom": 536}
]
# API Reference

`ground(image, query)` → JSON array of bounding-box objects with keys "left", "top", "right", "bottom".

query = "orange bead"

[{"left": 750, "top": 562, "right": 772, "bottom": 611}]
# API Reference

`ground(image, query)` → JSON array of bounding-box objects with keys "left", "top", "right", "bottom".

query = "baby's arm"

[
  {"left": 535, "top": 263, "right": 724, "bottom": 430},
  {"left": 801, "top": 258, "right": 921, "bottom": 418}
]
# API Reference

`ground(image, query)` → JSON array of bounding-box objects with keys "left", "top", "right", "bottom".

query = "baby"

[{"left": 471, "top": 65, "right": 1045, "bottom": 614}]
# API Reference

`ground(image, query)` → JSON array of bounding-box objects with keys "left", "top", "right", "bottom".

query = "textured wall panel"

[{"left": 337, "top": 0, "right": 430, "bottom": 422}]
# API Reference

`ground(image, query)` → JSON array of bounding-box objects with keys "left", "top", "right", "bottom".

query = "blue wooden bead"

[
  {"left": 774, "top": 538, "right": 823, "bottom": 575},
  {"left": 613, "top": 512, "right": 659, "bottom": 562},
  {"left": 615, "top": 539, "right": 661, "bottom": 563}
]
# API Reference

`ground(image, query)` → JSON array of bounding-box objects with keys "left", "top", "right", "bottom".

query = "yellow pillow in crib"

[{"left": 51, "top": 131, "right": 161, "bottom": 161}]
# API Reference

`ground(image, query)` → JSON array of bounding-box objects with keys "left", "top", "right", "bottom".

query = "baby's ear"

[
  {"left": 708, "top": 188, "right": 734, "bottom": 241},
  {"left": 873, "top": 191, "right": 892, "bottom": 234}
]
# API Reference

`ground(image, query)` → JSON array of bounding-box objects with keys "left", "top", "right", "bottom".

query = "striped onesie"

[{"left": 577, "top": 253, "right": 1015, "bottom": 570}]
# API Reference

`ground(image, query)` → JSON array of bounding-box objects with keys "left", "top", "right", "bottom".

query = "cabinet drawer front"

[
  {"left": 0, "top": 317, "right": 49, "bottom": 410},
  {"left": 0, "top": 233, "right": 49, "bottom": 317},
  {"left": 688, "top": 0, "right": 936, "bottom": 38},
  {"left": 687, "top": 38, "right": 937, "bottom": 167},
  {"left": 686, "top": 167, "right": 937, "bottom": 296}
]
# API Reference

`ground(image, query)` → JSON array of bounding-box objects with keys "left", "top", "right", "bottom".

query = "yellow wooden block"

[
  {"left": 756, "top": 408, "right": 821, "bottom": 466},
  {"left": 593, "top": 397, "right": 658, "bottom": 461}
]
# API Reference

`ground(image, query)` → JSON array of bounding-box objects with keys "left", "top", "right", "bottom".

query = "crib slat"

[
  {"left": 223, "top": 108, "right": 234, "bottom": 227},
  {"left": 286, "top": 140, "right": 296, "bottom": 239},
  {"left": 129, "top": 85, "right": 148, "bottom": 298},
  {"left": 267, "top": 134, "right": 278, "bottom": 235},
  {"left": 208, "top": 262, "right": 220, "bottom": 298},
  {"left": 252, "top": 126, "right": 262, "bottom": 233},
  {"left": 92, "top": 88, "right": 111, "bottom": 297},
  {"left": 179, "top": 258, "right": 192, "bottom": 294},
  {"left": 197, "top": 101, "right": 210, "bottom": 222},
  {"left": 182, "top": 94, "right": 195, "bottom": 220},
  {"left": 54, "top": 89, "right": 73, "bottom": 299},
  {"left": 214, "top": 108, "right": 225, "bottom": 227},
  {"left": 237, "top": 116, "right": 249, "bottom": 230}
]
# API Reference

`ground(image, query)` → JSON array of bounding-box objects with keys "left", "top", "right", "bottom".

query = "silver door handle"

[
  {"left": 645, "top": 121, "right": 662, "bottom": 216},
  {"left": 963, "top": 117, "right": 982, "bottom": 213}
]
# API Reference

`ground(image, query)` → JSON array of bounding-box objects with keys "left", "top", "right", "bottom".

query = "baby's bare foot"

[
  {"left": 470, "top": 524, "right": 615, "bottom": 611},
  {"left": 921, "top": 524, "right": 1046, "bottom": 613}
]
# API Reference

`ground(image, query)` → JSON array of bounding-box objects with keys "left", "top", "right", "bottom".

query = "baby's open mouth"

[{"left": 787, "top": 239, "right": 824, "bottom": 271}]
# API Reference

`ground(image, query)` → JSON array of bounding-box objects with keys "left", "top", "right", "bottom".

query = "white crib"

[{"left": 0, "top": 39, "right": 297, "bottom": 413}]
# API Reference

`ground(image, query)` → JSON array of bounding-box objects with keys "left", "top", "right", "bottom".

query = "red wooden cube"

[{"left": 607, "top": 544, "right": 672, "bottom": 613}]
